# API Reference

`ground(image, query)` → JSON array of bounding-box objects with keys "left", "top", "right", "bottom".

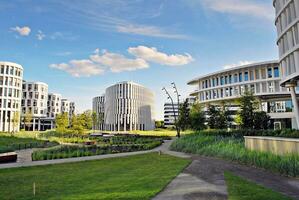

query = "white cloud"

[
  {"left": 223, "top": 61, "right": 254, "bottom": 69},
  {"left": 90, "top": 50, "right": 149, "bottom": 73},
  {"left": 36, "top": 30, "right": 45, "bottom": 40},
  {"left": 50, "top": 32, "right": 78, "bottom": 41},
  {"left": 50, "top": 46, "right": 193, "bottom": 77},
  {"left": 116, "top": 24, "right": 187, "bottom": 39},
  {"left": 201, "top": 0, "right": 274, "bottom": 21},
  {"left": 128, "top": 46, "right": 194, "bottom": 66},
  {"left": 10, "top": 26, "right": 31, "bottom": 36},
  {"left": 50, "top": 59, "right": 105, "bottom": 77}
]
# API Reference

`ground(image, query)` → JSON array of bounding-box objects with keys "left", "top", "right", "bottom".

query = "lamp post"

[
  {"left": 171, "top": 82, "right": 181, "bottom": 137},
  {"left": 162, "top": 86, "right": 180, "bottom": 138}
]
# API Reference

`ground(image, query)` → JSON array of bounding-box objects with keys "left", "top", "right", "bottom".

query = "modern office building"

[
  {"left": 188, "top": 60, "right": 299, "bottom": 129},
  {"left": 61, "top": 99, "right": 70, "bottom": 114},
  {"left": 69, "top": 101, "right": 76, "bottom": 120},
  {"left": 92, "top": 95, "right": 105, "bottom": 130},
  {"left": 47, "top": 93, "right": 62, "bottom": 119},
  {"left": 21, "top": 81, "right": 48, "bottom": 131},
  {"left": 0, "top": 62, "right": 23, "bottom": 132},
  {"left": 164, "top": 97, "right": 195, "bottom": 128},
  {"left": 274, "top": 0, "right": 299, "bottom": 128},
  {"left": 94, "top": 81, "right": 155, "bottom": 131}
]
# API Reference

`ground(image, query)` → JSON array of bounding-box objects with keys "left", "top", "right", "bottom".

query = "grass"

[
  {"left": 0, "top": 153, "right": 190, "bottom": 200},
  {"left": 224, "top": 172, "right": 291, "bottom": 200},
  {"left": 170, "top": 132, "right": 299, "bottom": 177},
  {"left": 0, "top": 134, "right": 58, "bottom": 153}
]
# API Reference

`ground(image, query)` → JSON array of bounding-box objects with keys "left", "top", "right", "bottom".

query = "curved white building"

[
  {"left": 21, "top": 81, "right": 48, "bottom": 130},
  {"left": 92, "top": 95, "right": 105, "bottom": 130},
  {"left": 188, "top": 61, "right": 299, "bottom": 129},
  {"left": 0, "top": 61, "right": 23, "bottom": 132},
  {"left": 47, "top": 93, "right": 62, "bottom": 118},
  {"left": 274, "top": 0, "right": 299, "bottom": 128},
  {"left": 104, "top": 81, "right": 155, "bottom": 131}
]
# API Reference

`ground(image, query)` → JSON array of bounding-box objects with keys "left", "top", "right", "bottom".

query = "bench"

[{"left": 0, "top": 152, "right": 17, "bottom": 163}]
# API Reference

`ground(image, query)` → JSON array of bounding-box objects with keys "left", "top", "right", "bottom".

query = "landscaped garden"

[
  {"left": 170, "top": 130, "right": 299, "bottom": 177},
  {"left": 0, "top": 153, "right": 190, "bottom": 200},
  {"left": 32, "top": 134, "right": 166, "bottom": 160}
]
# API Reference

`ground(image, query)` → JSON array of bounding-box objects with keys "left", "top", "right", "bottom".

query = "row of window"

[
  {"left": 0, "top": 99, "right": 20, "bottom": 109},
  {"left": 23, "top": 92, "right": 46, "bottom": 100},
  {"left": 22, "top": 84, "right": 47, "bottom": 92},
  {"left": 0, "top": 88, "right": 21, "bottom": 98},
  {"left": 275, "top": 1, "right": 298, "bottom": 35},
  {"left": 0, "top": 65, "right": 22, "bottom": 77},
  {"left": 199, "top": 81, "right": 284, "bottom": 101},
  {"left": 0, "top": 77, "right": 22, "bottom": 87},
  {"left": 278, "top": 22, "right": 299, "bottom": 56},
  {"left": 201, "top": 67, "right": 280, "bottom": 89}
]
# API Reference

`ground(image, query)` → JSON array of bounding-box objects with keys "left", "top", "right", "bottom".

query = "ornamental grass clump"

[{"left": 170, "top": 131, "right": 299, "bottom": 177}]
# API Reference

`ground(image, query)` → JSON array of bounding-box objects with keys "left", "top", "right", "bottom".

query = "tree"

[
  {"left": 254, "top": 111, "right": 270, "bottom": 130},
  {"left": 177, "top": 100, "right": 190, "bottom": 131},
  {"left": 24, "top": 111, "right": 33, "bottom": 131},
  {"left": 189, "top": 102, "right": 206, "bottom": 131},
  {"left": 71, "top": 114, "right": 84, "bottom": 135},
  {"left": 12, "top": 111, "right": 20, "bottom": 133},
  {"left": 207, "top": 104, "right": 218, "bottom": 129},
  {"left": 237, "top": 90, "right": 258, "bottom": 129},
  {"left": 78, "top": 110, "right": 92, "bottom": 130},
  {"left": 55, "top": 112, "right": 69, "bottom": 133},
  {"left": 155, "top": 120, "right": 164, "bottom": 128},
  {"left": 92, "top": 111, "right": 98, "bottom": 132}
]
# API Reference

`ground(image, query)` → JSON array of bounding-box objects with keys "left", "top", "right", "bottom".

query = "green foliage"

[
  {"left": 171, "top": 131, "right": 299, "bottom": 177},
  {"left": 0, "top": 135, "right": 58, "bottom": 153},
  {"left": 224, "top": 172, "right": 291, "bottom": 200},
  {"left": 207, "top": 104, "right": 230, "bottom": 129},
  {"left": 177, "top": 100, "right": 190, "bottom": 131},
  {"left": 155, "top": 121, "right": 164, "bottom": 128},
  {"left": 24, "top": 111, "right": 33, "bottom": 131},
  {"left": 0, "top": 153, "right": 190, "bottom": 200},
  {"left": 70, "top": 114, "right": 85, "bottom": 135},
  {"left": 189, "top": 102, "right": 205, "bottom": 131},
  {"left": 55, "top": 112, "right": 69, "bottom": 133},
  {"left": 80, "top": 110, "right": 93, "bottom": 130},
  {"left": 92, "top": 111, "right": 97, "bottom": 131},
  {"left": 32, "top": 135, "right": 165, "bottom": 161},
  {"left": 236, "top": 90, "right": 270, "bottom": 129}
]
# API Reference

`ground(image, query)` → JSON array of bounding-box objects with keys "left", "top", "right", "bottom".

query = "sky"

[{"left": 0, "top": 0, "right": 277, "bottom": 120}]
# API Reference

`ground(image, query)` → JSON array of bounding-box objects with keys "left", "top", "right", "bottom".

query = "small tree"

[
  {"left": 56, "top": 112, "right": 69, "bottom": 133},
  {"left": 71, "top": 114, "right": 84, "bottom": 135},
  {"left": 189, "top": 102, "right": 205, "bottom": 131},
  {"left": 92, "top": 111, "right": 98, "bottom": 132},
  {"left": 24, "top": 111, "right": 33, "bottom": 131},
  {"left": 12, "top": 111, "right": 20, "bottom": 133},
  {"left": 80, "top": 110, "right": 92, "bottom": 130},
  {"left": 207, "top": 104, "right": 218, "bottom": 129},
  {"left": 155, "top": 120, "right": 164, "bottom": 128},
  {"left": 254, "top": 111, "right": 270, "bottom": 130},
  {"left": 177, "top": 100, "right": 190, "bottom": 131},
  {"left": 237, "top": 90, "right": 258, "bottom": 129}
]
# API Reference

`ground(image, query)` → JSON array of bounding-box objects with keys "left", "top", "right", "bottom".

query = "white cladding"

[
  {"left": 92, "top": 95, "right": 105, "bottom": 130},
  {"left": 47, "top": 93, "right": 62, "bottom": 118},
  {"left": 104, "top": 81, "right": 155, "bottom": 131},
  {"left": 22, "top": 81, "right": 48, "bottom": 118},
  {"left": 0, "top": 62, "right": 23, "bottom": 132}
]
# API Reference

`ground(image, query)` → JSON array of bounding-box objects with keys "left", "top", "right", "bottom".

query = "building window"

[
  {"left": 268, "top": 68, "right": 273, "bottom": 78},
  {"left": 239, "top": 73, "right": 243, "bottom": 82},
  {"left": 229, "top": 75, "right": 232, "bottom": 84},
  {"left": 234, "top": 74, "right": 238, "bottom": 83},
  {"left": 244, "top": 71, "right": 249, "bottom": 81},
  {"left": 250, "top": 70, "right": 254, "bottom": 80},
  {"left": 261, "top": 68, "right": 266, "bottom": 79},
  {"left": 221, "top": 76, "right": 224, "bottom": 85},
  {"left": 274, "top": 67, "right": 280, "bottom": 77}
]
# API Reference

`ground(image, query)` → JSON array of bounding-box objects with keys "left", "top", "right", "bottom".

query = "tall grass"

[{"left": 170, "top": 132, "right": 299, "bottom": 177}]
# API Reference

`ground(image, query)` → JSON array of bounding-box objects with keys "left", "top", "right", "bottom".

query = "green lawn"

[
  {"left": 0, "top": 153, "right": 190, "bottom": 200},
  {"left": 224, "top": 172, "right": 291, "bottom": 200}
]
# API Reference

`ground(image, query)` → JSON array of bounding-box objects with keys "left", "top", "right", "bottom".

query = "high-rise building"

[
  {"left": 47, "top": 93, "right": 62, "bottom": 119},
  {"left": 21, "top": 81, "right": 48, "bottom": 131},
  {"left": 93, "top": 81, "right": 155, "bottom": 131},
  {"left": 274, "top": 0, "right": 299, "bottom": 128},
  {"left": 0, "top": 62, "right": 23, "bottom": 132},
  {"left": 92, "top": 95, "right": 105, "bottom": 130}
]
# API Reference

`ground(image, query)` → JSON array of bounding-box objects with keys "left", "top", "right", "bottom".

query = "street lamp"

[{"left": 162, "top": 86, "right": 181, "bottom": 138}]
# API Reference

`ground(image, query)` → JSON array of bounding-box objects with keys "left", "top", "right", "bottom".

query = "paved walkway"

[{"left": 153, "top": 154, "right": 299, "bottom": 200}]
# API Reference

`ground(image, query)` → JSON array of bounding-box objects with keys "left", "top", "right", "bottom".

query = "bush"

[{"left": 170, "top": 132, "right": 299, "bottom": 177}]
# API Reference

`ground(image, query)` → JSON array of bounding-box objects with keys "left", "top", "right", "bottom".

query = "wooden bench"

[{"left": 0, "top": 152, "right": 17, "bottom": 163}]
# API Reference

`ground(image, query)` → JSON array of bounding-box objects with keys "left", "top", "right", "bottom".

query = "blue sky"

[{"left": 0, "top": 0, "right": 277, "bottom": 120}]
